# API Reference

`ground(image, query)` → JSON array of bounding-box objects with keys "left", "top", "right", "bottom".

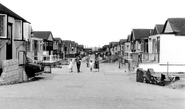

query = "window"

[
  {"left": 0, "top": 14, "right": 7, "bottom": 38},
  {"left": 126, "top": 45, "right": 129, "bottom": 50},
  {"left": 15, "top": 20, "right": 22, "bottom": 40},
  {"left": 27, "top": 40, "right": 31, "bottom": 52},
  {"left": 31, "top": 40, "right": 34, "bottom": 52},
  {"left": 39, "top": 41, "right": 43, "bottom": 51}
]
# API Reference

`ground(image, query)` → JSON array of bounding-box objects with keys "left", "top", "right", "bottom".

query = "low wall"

[
  {"left": 0, "top": 59, "right": 28, "bottom": 85},
  {"left": 139, "top": 63, "right": 185, "bottom": 73}
]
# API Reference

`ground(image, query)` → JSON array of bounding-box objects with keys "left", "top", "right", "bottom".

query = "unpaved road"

[{"left": 0, "top": 61, "right": 184, "bottom": 109}]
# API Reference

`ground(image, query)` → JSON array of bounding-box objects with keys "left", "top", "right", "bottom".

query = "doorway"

[
  {"left": 6, "top": 23, "right": 12, "bottom": 59},
  {"left": 34, "top": 40, "right": 38, "bottom": 60}
]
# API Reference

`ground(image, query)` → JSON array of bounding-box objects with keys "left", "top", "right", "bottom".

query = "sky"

[{"left": 1, "top": 0, "right": 185, "bottom": 47}]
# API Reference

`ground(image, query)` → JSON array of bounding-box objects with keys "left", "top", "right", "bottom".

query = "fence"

[
  {"left": 141, "top": 53, "right": 159, "bottom": 63},
  {"left": 43, "top": 55, "right": 62, "bottom": 62}
]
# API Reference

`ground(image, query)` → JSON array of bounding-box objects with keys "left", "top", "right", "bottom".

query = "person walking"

[
  {"left": 89, "top": 60, "right": 94, "bottom": 71},
  {"left": 86, "top": 56, "right": 90, "bottom": 67},
  {"left": 68, "top": 58, "right": 74, "bottom": 73},
  {"left": 76, "top": 56, "right": 81, "bottom": 73}
]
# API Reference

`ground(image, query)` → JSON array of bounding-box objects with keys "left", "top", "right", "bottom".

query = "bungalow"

[
  {"left": 124, "top": 35, "right": 132, "bottom": 59},
  {"left": 0, "top": 3, "right": 32, "bottom": 83},
  {"left": 139, "top": 18, "right": 185, "bottom": 72},
  {"left": 119, "top": 39, "right": 127, "bottom": 56},
  {"left": 109, "top": 41, "right": 119, "bottom": 55},
  {"left": 62, "top": 40, "right": 78, "bottom": 58},
  {"left": 129, "top": 29, "right": 153, "bottom": 63},
  {"left": 101, "top": 44, "right": 110, "bottom": 56},
  {"left": 114, "top": 42, "right": 120, "bottom": 55},
  {"left": 53, "top": 38, "right": 63, "bottom": 60},
  {"left": 147, "top": 24, "right": 164, "bottom": 63},
  {"left": 77, "top": 44, "right": 84, "bottom": 56},
  {"left": 32, "top": 31, "right": 54, "bottom": 61},
  {"left": 27, "top": 33, "right": 44, "bottom": 62},
  {"left": 0, "top": 3, "right": 31, "bottom": 63}
]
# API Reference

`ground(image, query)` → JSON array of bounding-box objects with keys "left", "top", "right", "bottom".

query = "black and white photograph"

[{"left": 0, "top": 0, "right": 185, "bottom": 108}]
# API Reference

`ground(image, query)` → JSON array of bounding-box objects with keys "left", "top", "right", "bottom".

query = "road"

[{"left": 0, "top": 58, "right": 184, "bottom": 109}]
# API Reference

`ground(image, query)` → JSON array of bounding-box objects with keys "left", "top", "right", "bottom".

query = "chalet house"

[
  {"left": 129, "top": 29, "right": 153, "bottom": 63},
  {"left": 119, "top": 39, "right": 127, "bottom": 56},
  {"left": 108, "top": 42, "right": 114, "bottom": 55},
  {"left": 62, "top": 40, "right": 78, "bottom": 58},
  {"left": 53, "top": 38, "right": 63, "bottom": 60},
  {"left": 109, "top": 41, "right": 119, "bottom": 55},
  {"left": 147, "top": 24, "right": 164, "bottom": 63},
  {"left": 27, "top": 33, "right": 44, "bottom": 62},
  {"left": 32, "top": 31, "right": 54, "bottom": 61},
  {"left": 62, "top": 40, "right": 70, "bottom": 58},
  {"left": 0, "top": 3, "right": 32, "bottom": 83},
  {"left": 77, "top": 44, "right": 84, "bottom": 56},
  {"left": 124, "top": 35, "right": 132, "bottom": 59},
  {"left": 0, "top": 3, "right": 32, "bottom": 65},
  {"left": 114, "top": 42, "right": 120, "bottom": 55},
  {"left": 101, "top": 44, "right": 110, "bottom": 56},
  {"left": 69, "top": 41, "right": 77, "bottom": 55},
  {"left": 139, "top": 18, "right": 185, "bottom": 72}
]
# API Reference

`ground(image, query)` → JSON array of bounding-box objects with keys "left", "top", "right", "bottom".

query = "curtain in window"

[{"left": 0, "top": 16, "right": 4, "bottom": 36}]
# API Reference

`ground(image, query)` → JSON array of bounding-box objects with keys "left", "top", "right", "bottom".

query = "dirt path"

[{"left": 0, "top": 61, "right": 184, "bottom": 109}]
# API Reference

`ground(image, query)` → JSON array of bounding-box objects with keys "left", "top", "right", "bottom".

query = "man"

[{"left": 76, "top": 56, "right": 81, "bottom": 73}]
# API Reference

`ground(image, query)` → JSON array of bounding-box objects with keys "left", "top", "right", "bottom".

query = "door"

[
  {"left": 6, "top": 23, "right": 12, "bottom": 59},
  {"left": 34, "top": 40, "right": 38, "bottom": 60}
]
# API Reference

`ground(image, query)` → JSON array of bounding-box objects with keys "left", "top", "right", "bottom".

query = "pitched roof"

[
  {"left": 127, "top": 35, "right": 131, "bottom": 42},
  {"left": 132, "top": 29, "right": 153, "bottom": 40},
  {"left": 62, "top": 40, "right": 73, "bottom": 47},
  {"left": 54, "top": 38, "right": 62, "bottom": 43},
  {"left": 102, "top": 44, "right": 109, "bottom": 49},
  {"left": 0, "top": 3, "right": 29, "bottom": 23},
  {"left": 109, "top": 41, "right": 119, "bottom": 47},
  {"left": 164, "top": 18, "right": 185, "bottom": 35},
  {"left": 119, "top": 39, "right": 127, "bottom": 44},
  {"left": 152, "top": 24, "right": 164, "bottom": 35},
  {"left": 33, "top": 31, "right": 53, "bottom": 40},
  {"left": 155, "top": 24, "right": 164, "bottom": 34}
]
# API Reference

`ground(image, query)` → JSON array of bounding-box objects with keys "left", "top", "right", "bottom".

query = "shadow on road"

[{"left": 29, "top": 77, "right": 45, "bottom": 82}]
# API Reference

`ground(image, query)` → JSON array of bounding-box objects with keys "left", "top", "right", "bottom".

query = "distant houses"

[
  {"left": 27, "top": 32, "right": 83, "bottom": 62},
  {"left": 0, "top": 3, "right": 85, "bottom": 84},
  {"left": 102, "top": 18, "right": 185, "bottom": 73}
]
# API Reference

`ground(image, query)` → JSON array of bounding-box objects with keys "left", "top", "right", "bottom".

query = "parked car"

[{"left": 25, "top": 57, "right": 44, "bottom": 78}]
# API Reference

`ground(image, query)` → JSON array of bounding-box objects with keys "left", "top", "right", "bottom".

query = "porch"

[{"left": 141, "top": 53, "right": 159, "bottom": 63}]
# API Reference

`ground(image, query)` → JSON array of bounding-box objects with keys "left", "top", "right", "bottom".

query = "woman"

[
  {"left": 76, "top": 57, "right": 81, "bottom": 73},
  {"left": 68, "top": 59, "right": 74, "bottom": 73}
]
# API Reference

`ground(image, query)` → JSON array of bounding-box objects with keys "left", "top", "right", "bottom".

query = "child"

[
  {"left": 89, "top": 60, "right": 93, "bottom": 71},
  {"left": 68, "top": 59, "right": 74, "bottom": 73}
]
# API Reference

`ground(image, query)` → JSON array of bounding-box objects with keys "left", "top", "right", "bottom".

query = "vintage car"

[{"left": 25, "top": 57, "right": 44, "bottom": 78}]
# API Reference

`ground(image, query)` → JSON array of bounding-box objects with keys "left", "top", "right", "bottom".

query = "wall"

[
  {"left": 124, "top": 42, "right": 131, "bottom": 52},
  {"left": 160, "top": 34, "right": 185, "bottom": 64},
  {"left": 139, "top": 34, "right": 185, "bottom": 72},
  {"left": 1, "top": 59, "right": 27, "bottom": 85},
  {"left": 0, "top": 45, "right": 6, "bottom": 67}
]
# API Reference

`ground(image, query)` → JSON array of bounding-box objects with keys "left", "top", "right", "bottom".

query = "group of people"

[
  {"left": 86, "top": 57, "right": 97, "bottom": 71},
  {"left": 68, "top": 56, "right": 81, "bottom": 73},
  {"left": 68, "top": 55, "right": 99, "bottom": 73}
]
